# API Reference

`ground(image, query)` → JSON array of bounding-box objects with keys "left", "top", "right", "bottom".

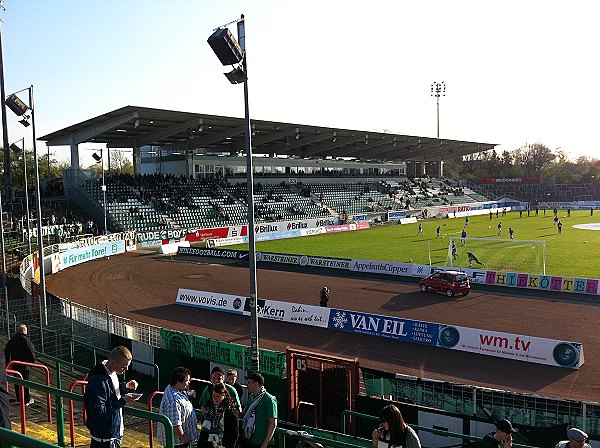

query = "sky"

[{"left": 1, "top": 0, "right": 599, "bottom": 168}]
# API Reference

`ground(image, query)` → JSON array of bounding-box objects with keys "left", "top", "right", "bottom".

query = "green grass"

[{"left": 230, "top": 210, "right": 600, "bottom": 278}]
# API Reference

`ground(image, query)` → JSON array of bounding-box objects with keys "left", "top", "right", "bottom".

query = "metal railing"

[
  {"left": 341, "top": 410, "right": 540, "bottom": 448},
  {"left": 5, "top": 375, "right": 176, "bottom": 448}
]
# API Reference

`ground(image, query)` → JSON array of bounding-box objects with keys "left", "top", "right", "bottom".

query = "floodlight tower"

[
  {"left": 430, "top": 81, "right": 446, "bottom": 138},
  {"left": 208, "top": 15, "right": 260, "bottom": 372}
]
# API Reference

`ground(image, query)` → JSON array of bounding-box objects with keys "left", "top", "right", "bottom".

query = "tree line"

[{"left": 442, "top": 143, "right": 600, "bottom": 184}]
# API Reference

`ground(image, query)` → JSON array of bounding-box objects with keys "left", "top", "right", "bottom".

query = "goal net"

[{"left": 447, "top": 237, "right": 546, "bottom": 274}]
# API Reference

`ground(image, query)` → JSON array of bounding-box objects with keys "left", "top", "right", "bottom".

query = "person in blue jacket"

[{"left": 84, "top": 346, "right": 140, "bottom": 447}]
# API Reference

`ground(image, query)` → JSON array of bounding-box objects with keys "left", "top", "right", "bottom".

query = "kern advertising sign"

[
  {"left": 60, "top": 241, "right": 125, "bottom": 269},
  {"left": 436, "top": 325, "right": 584, "bottom": 368},
  {"left": 243, "top": 298, "right": 330, "bottom": 327},
  {"left": 176, "top": 289, "right": 245, "bottom": 314},
  {"left": 328, "top": 309, "right": 439, "bottom": 346}
]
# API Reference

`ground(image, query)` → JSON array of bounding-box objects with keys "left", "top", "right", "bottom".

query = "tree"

[{"left": 108, "top": 149, "right": 134, "bottom": 176}]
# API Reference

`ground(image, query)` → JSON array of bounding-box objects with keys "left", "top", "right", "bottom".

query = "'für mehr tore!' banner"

[{"left": 60, "top": 241, "right": 125, "bottom": 269}]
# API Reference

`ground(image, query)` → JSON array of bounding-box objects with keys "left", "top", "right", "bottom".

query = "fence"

[{"left": 362, "top": 369, "right": 600, "bottom": 435}]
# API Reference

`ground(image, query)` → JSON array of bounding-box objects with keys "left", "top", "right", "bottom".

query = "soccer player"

[
  {"left": 558, "top": 221, "right": 563, "bottom": 234},
  {"left": 451, "top": 241, "right": 458, "bottom": 260},
  {"left": 465, "top": 216, "right": 469, "bottom": 228},
  {"left": 467, "top": 251, "right": 484, "bottom": 267},
  {"left": 417, "top": 223, "right": 422, "bottom": 236},
  {"left": 509, "top": 227, "right": 514, "bottom": 240},
  {"left": 461, "top": 229, "right": 467, "bottom": 246},
  {"left": 497, "top": 221, "right": 502, "bottom": 235},
  {"left": 436, "top": 226, "right": 441, "bottom": 238}
]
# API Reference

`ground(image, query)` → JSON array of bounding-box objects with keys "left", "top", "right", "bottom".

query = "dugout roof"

[{"left": 39, "top": 105, "right": 496, "bottom": 162}]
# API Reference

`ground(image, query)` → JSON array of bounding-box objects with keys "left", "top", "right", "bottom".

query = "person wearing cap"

[
  {"left": 227, "top": 369, "right": 246, "bottom": 407},
  {"left": 241, "top": 372, "right": 277, "bottom": 448},
  {"left": 481, "top": 419, "right": 515, "bottom": 448},
  {"left": 198, "top": 366, "right": 241, "bottom": 416},
  {"left": 555, "top": 428, "right": 591, "bottom": 448}
]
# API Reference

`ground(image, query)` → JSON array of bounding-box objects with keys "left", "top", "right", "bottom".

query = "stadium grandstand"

[{"left": 38, "top": 106, "right": 497, "bottom": 233}]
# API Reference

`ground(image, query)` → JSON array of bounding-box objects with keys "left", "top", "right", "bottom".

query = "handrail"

[
  {"left": 7, "top": 360, "right": 53, "bottom": 424},
  {"left": 6, "top": 375, "right": 176, "bottom": 448},
  {"left": 6, "top": 368, "right": 26, "bottom": 434},
  {"left": 0, "top": 426, "right": 64, "bottom": 448},
  {"left": 340, "top": 410, "right": 538, "bottom": 448},
  {"left": 148, "top": 390, "right": 165, "bottom": 448},
  {"left": 67, "top": 380, "right": 88, "bottom": 447}
]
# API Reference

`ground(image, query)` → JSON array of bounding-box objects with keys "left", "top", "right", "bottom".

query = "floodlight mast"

[
  {"left": 431, "top": 81, "right": 446, "bottom": 138},
  {"left": 209, "top": 14, "right": 259, "bottom": 372}
]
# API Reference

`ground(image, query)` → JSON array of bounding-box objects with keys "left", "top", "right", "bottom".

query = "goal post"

[{"left": 447, "top": 237, "right": 546, "bottom": 275}]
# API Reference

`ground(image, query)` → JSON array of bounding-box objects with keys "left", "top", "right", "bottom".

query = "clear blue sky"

[{"left": 2, "top": 0, "right": 599, "bottom": 168}]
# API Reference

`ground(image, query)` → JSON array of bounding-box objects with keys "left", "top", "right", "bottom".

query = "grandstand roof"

[{"left": 39, "top": 105, "right": 496, "bottom": 162}]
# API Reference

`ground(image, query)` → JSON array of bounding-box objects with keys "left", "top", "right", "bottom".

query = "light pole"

[
  {"left": 10, "top": 138, "right": 31, "bottom": 254},
  {"left": 208, "top": 15, "right": 259, "bottom": 372},
  {"left": 92, "top": 149, "right": 108, "bottom": 234},
  {"left": 430, "top": 81, "right": 446, "bottom": 138},
  {"left": 5, "top": 85, "right": 47, "bottom": 348}
]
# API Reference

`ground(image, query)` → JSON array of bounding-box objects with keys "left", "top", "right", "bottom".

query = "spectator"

[
  {"left": 199, "top": 382, "right": 239, "bottom": 448},
  {"left": 84, "top": 346, "right": 140, "bottom": 448},
  {"left": 226, "top": 369, "right": 245, "bottom": 407},
  {"left": 320, "top": 287, "right": 329, "bottom": 308},
  {"left": 157, "top": 366, "right": 198, "bottom": 448},
  {"left": 371, "top": 404, "right": 420, "bottom": 448},
  {"left": 481, "top": 419, "right": 515, "bottom": 448},
  {"left": 555, "top": 428, "right": 591, "bottom": 448},
  {"left": 198, "top": 367, "right": 241, "bottom": 415},
  {"left": 240, "top": 372, "right": 277, "bottom": 448},
  {"left": 4, "top": 324, "right": 36, "bottom": 405}
]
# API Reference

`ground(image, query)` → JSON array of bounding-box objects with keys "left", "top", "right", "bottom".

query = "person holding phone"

[
  {"left": 84, "top": 346, "right": 139, "bottom": 448},
  {"left": 371, "top": 405, "right": 420, "bottom": 448}
]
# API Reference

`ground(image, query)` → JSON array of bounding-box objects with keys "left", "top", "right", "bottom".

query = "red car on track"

[{"left": 419, "top": 270, "right": 470, "bottom": 297}]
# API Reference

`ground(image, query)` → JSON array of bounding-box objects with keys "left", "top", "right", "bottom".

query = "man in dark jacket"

[
  {"left": 4, "top": 324, "right": 36, "bottom": 405},
  {"left": 83, "top": 346, "right": 140, "bottom": 447}
]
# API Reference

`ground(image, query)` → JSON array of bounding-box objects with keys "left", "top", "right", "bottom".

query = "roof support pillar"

[
  {"left": 133, "top": 147, "right": 140, "bottom": 176},
  {"left": 421, "top": 156, "right": 426, "bottom": 176},
  {"left": 439, "top": 158, "right": 444, "bottom": 178}
]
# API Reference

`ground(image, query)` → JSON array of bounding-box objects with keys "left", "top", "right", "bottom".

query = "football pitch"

[{"left": 237, "top": 209, "right": 600, "bottom": 278}]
